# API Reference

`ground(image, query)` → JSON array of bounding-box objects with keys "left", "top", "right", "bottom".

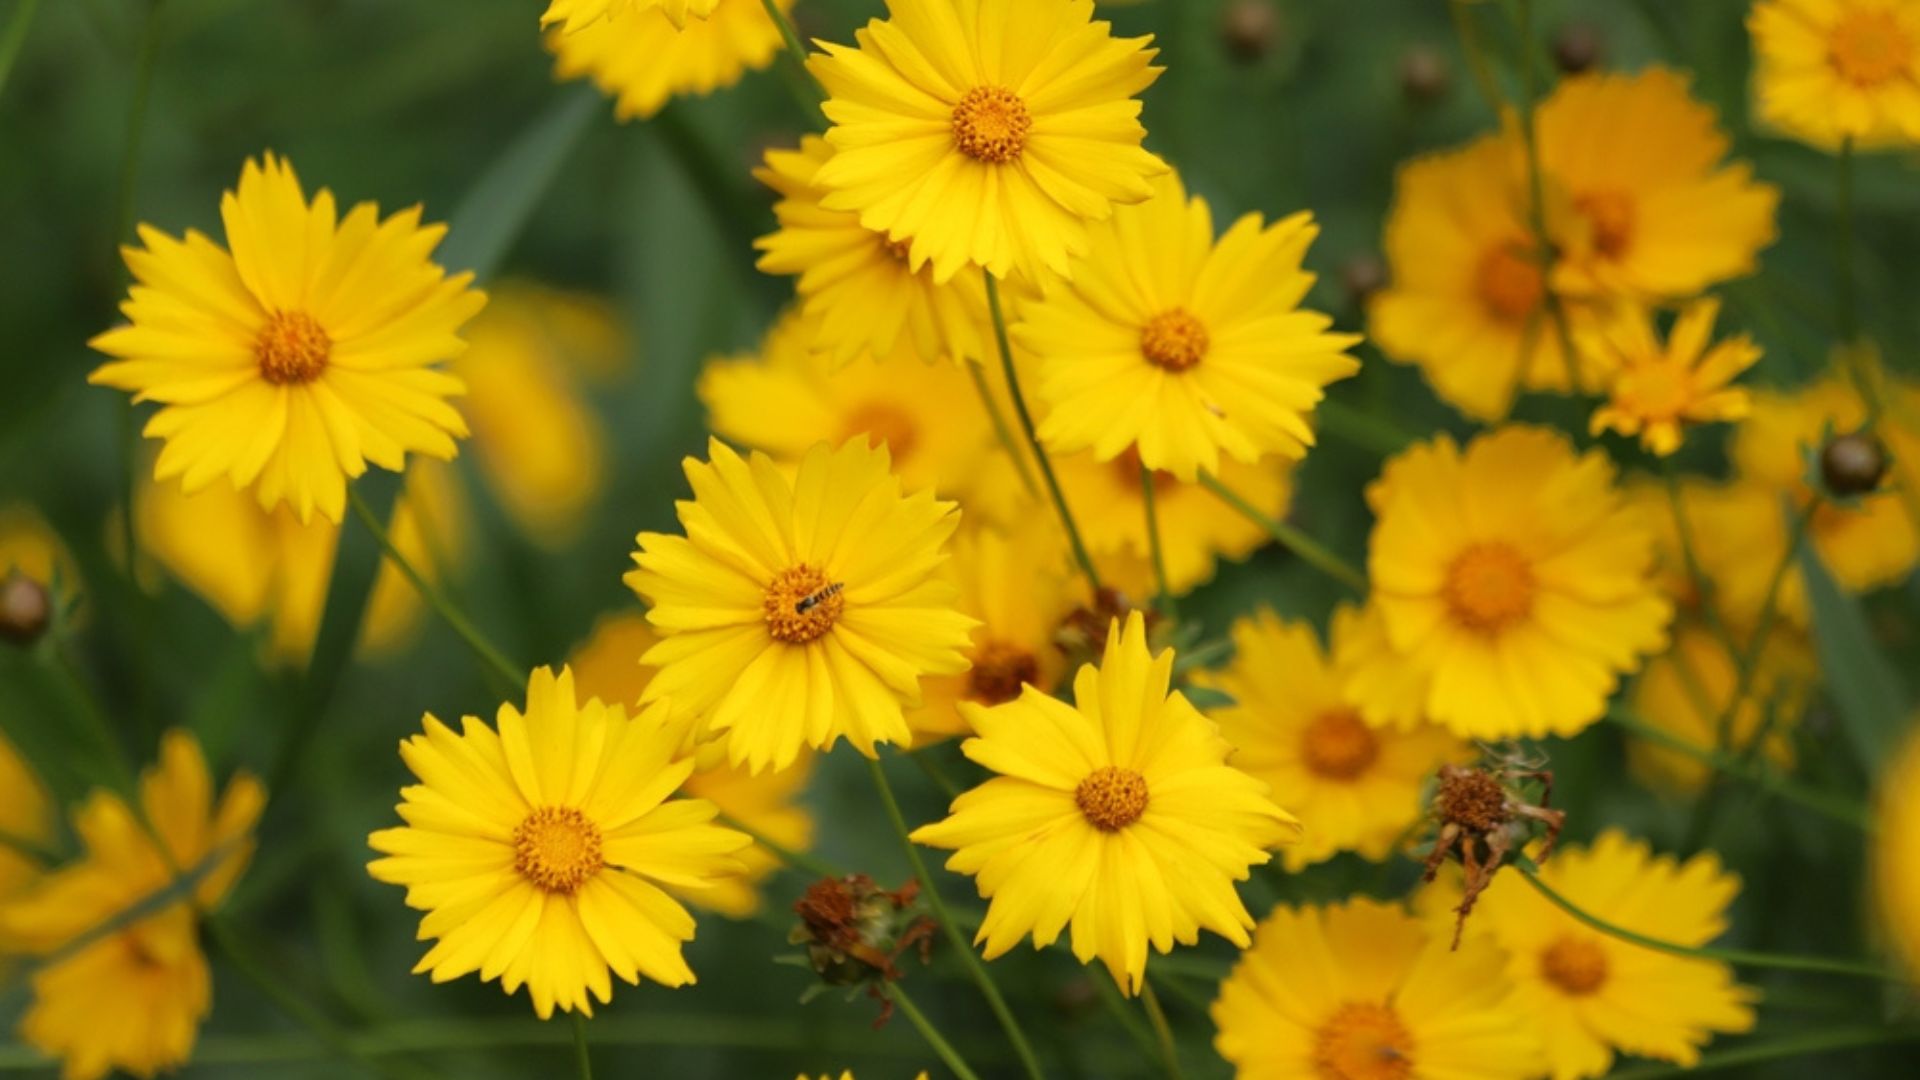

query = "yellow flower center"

[
  {"left": 1613, "top": 359, "right": 1694, "bottom": 421},
  {"left": 1140, "top": 308, "right": 1211, "bottom": 372},
  {"left": 1830, "top": 8, "right": 1913, "bottom": 86},
  {"left": 1475, "top": 244, "right": 1544, "bottom": 323},
  {"left": 1075, "top": 765, "right": 1149, "bottom": 831},
  {"left": 967, "top": 639, "right": 1040, "bottom": 705},
  {"left": 255, "top": 310, "right": 331, "bottom": 385},
  {"left": 1314, "top": 1001, "right": 1415, "bottom": 1080},
  {"left": 512, "top": 806, "right": 604, "bottom": 895},
  {"left": 1575, "top": 190, "right": 1635, "bottom": 259},
  {"left": 1442, "top": 542, "right": 1536, "bottom": 633},
  {"left": 843, "top": 402, "right": 920, "bottom": 464},
  {"left": 1301, "top": 709, "right": 1380, "bottom": 781},
  {"left": 764, "top": 563, "right": 845, "bottom": 644},
  {"left": 952, "top": 86, "right": 1032, "bottom": 164},
  {"left": 1540, "top": 935, "right": 1609, "bottom": 996}
]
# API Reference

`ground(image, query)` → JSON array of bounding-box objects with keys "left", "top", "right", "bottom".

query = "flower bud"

[
  {"left": 0, "top": 571, "right": 50, "bottom": 647},
  {"left": 1822, "top": 432, "right": 1890, "bottom": 496},
  {"left": 1340, "top": 252, "right": 1388, "bottom": 307},
  {"left": 1552, "top": 22, "right": 1604, "bottom": 74},
  {"left": 1220, "top": 0, "right": 1279, "bottom": 64},
  {"left": 1399, "top": 45, "right": 1451, "bottom": 104}
]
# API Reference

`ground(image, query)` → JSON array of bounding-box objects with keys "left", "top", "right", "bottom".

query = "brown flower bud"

[
  {"left": 0, "top": 571, "right": 51, "bottom": 647},
  {"left": 1822, "top": 432, "right": 1890, "bottom": 496},
  {"left": 1220, "top": 0, "right": 1279, "bottom": 64},
  {"left": 1552, "top": 22, "right": 1604, "bottom": 74},
  {"left": 1340, "top": 252, "right": 1388, "bottom": 306},
  {"left": 1399, "top": 45, "right": 1451, "bottom": 104}
]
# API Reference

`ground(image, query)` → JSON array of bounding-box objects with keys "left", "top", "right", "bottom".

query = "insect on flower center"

[
  {"left": 1829, "top": 9, "right": 1912, "bottom": 85},
  {"left": 1075, "top": 766, "right": 1149, "bottom": 831},
  {"left": 255, "top": 310, "right": 332, "bottom": 385},
  {"left": 1140, "top": 308, "right": 1211, "bottom": 372},
  {"left": 844, "top": 402, "right": 920, "bottom": 463},
  {"left": 1442, "top": 541, "right": 1536, "bottom": 633},
  {"left": 1475, "top": 244, "right": 1545, "bottom": 323},
  {"left": 765, "top": 564, "right": 845, "bottom": 645},
  {"left": 952, "top": 86, "right": 1033, "bottom": 164},
  {"left": 1540, "top": 935, "right": 1609, "bottom": 996},
  {"left": 1313, "top": 1001, "right": 1415, "bottom": 1080},
  {"left": 967, "top": 639, "right": 1040, "bottom": 705},
  {"left": 512, "top": 806, "right": 603, "bottom": 895},
  {"left": 1575, "top": 190, "right": 1636, "bottom": 260},
  {"left": 1301, "top": 709, "right": 1380, "bottom": 781}
]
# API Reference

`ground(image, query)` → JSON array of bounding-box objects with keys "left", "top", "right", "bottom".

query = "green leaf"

[
  {"left": 1799, "top": 540, "right": 1910, "bottom": 774},
  {"left": 436, "top": 85, "right": 602, "bottom": 282}
]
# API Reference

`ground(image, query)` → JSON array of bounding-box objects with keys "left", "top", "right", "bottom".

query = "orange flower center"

[
  {"left": 1575, "top": 190, "right": 1635, "bottom": 259},
  {"left": 1301, "top": 709, "right": 1380, "bottom": 781},
  {"left": 764, "top": 564, "right": 845, "bottom": 644},
  {"left": 844, "top": 402, "right": 920, "bottom": 464},
  {"left": 1075, "top": 765, "right": 1149, "bottom": 831},
  {"left": 967, "top": 639, "right": 1040, "bottom": 705},
  {"left": 255, "top": 310, "right": 331, "bottom": 385},
  {"left": 952, "top": 86, "right": 1032, "bottom": 164},
  {"left": 1830, "top": 8, "right": 1913, "bottom": 86},
  {"left": 513, "top": 806, "right": 604, "bottom": 895},
  {"left": 1613, "top": 358, "right": 1694, "bottom": 421},
  {"left": 1540, "top": 935, "right": 1609, "bottom": 996},
  {"left": 1313, "top": 1001, "right": 1415, "bottom": 1080},
  {"left": 1140, "top": 308, "right": 1211, "bottom": 372},
  {"left": 1475, "top": 244, "right": 1545, "bottom": 323},
  {"left": 1442, "top": 542, "right": 1535, "bottom": 633},
  {"left": 880, "top": 234, "right": 914, "bottom": 263}
]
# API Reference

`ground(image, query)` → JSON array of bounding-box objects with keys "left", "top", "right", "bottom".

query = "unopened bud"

[
  {"left": 1552, "top": 22, "right": 1604, "bottom": 74},
  {"left": 1822, "top": 432, "right": 1890, "bottom": 496},
  {"left": 1220, "top": 0, "right": 1279, "bottom": 64},
  {"left": 0, "top": 572, "right": 50, "bottom": 647},
  {"left": 1399, "top": 45, "right": 1451, "bottom": 104},
  {"left": 1340, "top": 252, "right": 1388, "bottom": 306}
]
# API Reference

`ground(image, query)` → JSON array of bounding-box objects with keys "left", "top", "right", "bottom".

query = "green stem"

[
  {"left": 714, "top": 811, "right": 843, "bottom": 880},
  {"left": 1140, "top": 466, "right": 1177, "bottom": 621},
  {"left": 985, "top": 271, "right": 1102, "bottom": 597},
  {"left": 1089, "top": 967, "right": 1161, "bottom": 1063},
  {"left": 1199, "top": 474, "right": 1367, "bottom": 593},
  {"left": 570, "top": 1012, "right": 593, "bottom": 1080},
  {"left": 1516, "top": 863, "right": 1901, "bottom": 982},
  {"left": 758, "top": 0, "right": 825, "bottom": 119},
  {"left": 1510, "top": 0, "right": 1585, "bottom": 398},
  {"left": 1607, "top": 708, "right": 1873, "bottom": 831},
  {"left": 888, "top": 984, "right": 985, "bottom": 1080},
  {"left": 1447, "top": 0, "right": 1504, "bottom": 116},
  {"left": 1602, "top": 1026, "right": 1920, "bottom": 1079},
  {"left": 967, "top": 359, "right": 1039, "bottom": 498},
  {"left": 47, "top": 643, "right": 136, "bottom": 796},
  {"left": 866, "top": 756, "right": 1047, "bottom": 1080},
  {"left": 1836, "top": 136, "right": 1859, "bottom": 350},
  {"left": 0, "top": 0, "right": 42, "bottom": 103},
  {"left": 1139, "top": 978, "right": 1185, "bottom": 1080},
  {"left": 1657, "top": 459, "right": 1740, "bottom": 661},
  {"left": 1317, "top": 397, "right": 1413, "bottom": 458}
]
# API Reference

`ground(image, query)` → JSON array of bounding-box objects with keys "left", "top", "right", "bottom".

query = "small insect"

[{"left": 795, "top": 582, "right": 845, "bottom": 614}]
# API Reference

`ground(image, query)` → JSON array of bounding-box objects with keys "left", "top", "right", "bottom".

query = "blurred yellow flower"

[
  {"left": 625, "top": 439, "right": 975, "bottom": 773},
  {"left": 1211, "top": 898, "right": 1543, "bottom": 1079},
  {"left": 543, "top": 0, "right": 719, "bottom": 32},
  {"left": 808, "top": 0, "right": 1167, "bottom": 283},
  {"left": 0, "top": 731, "right": 263, "bottom": 1080},
  {"left": 1021, "top": 171, "right": 1359, "bottom": 482},
  {"left": 911, "top": 612, "right": 1299, "bottom": 994},
  {"left": 755, "top": 136, "right": 993, "bottom": 367},
  {"left": 1750, "top": 0, "right": 1920, "bottom": 150},
  {"left": 1347, "top": 427, "right": 1672, "bottom": 739},
  {"left": 1587, "top": 298, "right": 1760, "bottom": 455},
  {"left": 1626, "top": 625, "right": 1813, "bottom": 795},
  {"left": 89, "top": 154, "right": 484, "bottom": 525},
  {"left": 1876, "top": 722, "right": 1920, "bottom": 981},
  {"left": 550, "top": 0, "right": 790, "bottom": 122},
  {"left": 1199, "top": 608, "right": 1465, "bottom": 870},
  {"left": 0, "top": 731, "right": 53, "bottom": 902},
  {"left": 1634, "top": 475, "right": 1805, "bottom": 631},
  {"left": 1463, "top": 830, "right": 1756, "bottom": 1078},
  {"left": 368, "top": 667, "right": 749, "bottom": 1018}
]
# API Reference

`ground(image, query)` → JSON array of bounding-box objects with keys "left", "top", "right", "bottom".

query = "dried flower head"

[{"left": 1421, "top": 752, "right": 1568, "bottom": 948}]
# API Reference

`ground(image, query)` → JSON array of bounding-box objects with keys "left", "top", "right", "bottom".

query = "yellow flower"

[
  {"left": 755, "top": 136, "right": 994, "bottom": 367},
  {"left": 367, "top": 667, "right": 750, "bottom": 1018},
  {"left": 568, "top": 612, "right": 818, "bottom": 918},
  {"left": 1750, "top": 0, "right": 1920, "bottom": 150},
  {"left": 1346, "top": 427, "right": 1672, "bottom": 739},
  {"left": 1020, "top": 171, "right": 1359, "bottom": 482},
  {"left": 1876, "top": 722, "right": 1920, "bottom": 981},
  {"left": 1587, "top": 299, "right": 1760, "bottom": 455},
  {"left": 550, "top": 0, "right": 790, "bottom": 122},
  {"left": 136, "top": 461, "right": 466, "bottom": 667},
  {"left": 1626, "top": 625, "right": 1814, "bottom": 795},
  {"left": 1463, "top": 830, "right": 1756, "bottom": 1078},
  {"left": 454, "top": 285, "right": 619, "bottom": 547},
  {"left": 910, "top": 612, "right": 1299, "bottom": 994},
  {"left": 0, "top": 731, "right": 264, "bottom": 1080},
  {"left": 798, "top": 1074, "right": 929, "bottom": 1080},
  {"left": 0, "top": 731, "right": 53, "bottom": 902},
  {"left": 543, "top": 0, "right": 719, "bottom": 32},
  {"left": 1634, "top": 475, "right": 1807, "bottom": 631},
  {"left": 1538, "top": 68, "right": 1779, "bottom": 301},
  {"left": 625, "top": 439, "right": 975, "bottom": 773},
  {"left": 1199, "top": 608, "right": 1465, "bottom": 870},
  {"left": 1211, "top": 898, "right": 1543, "bottom": 1080},
  {"left": 89, "top": 154, "right": 485, "bottom": 525},
  {"left": 808, "top": 0, "right": 1168, "bottom": 284}
]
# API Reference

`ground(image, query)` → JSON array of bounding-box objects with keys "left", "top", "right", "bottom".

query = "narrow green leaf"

[
  {"left": 436, "top": 85, "right": 601, "bottom": 282},
  {"left": 1799, "top": 540, "right": 1910, "bottom": 774}
]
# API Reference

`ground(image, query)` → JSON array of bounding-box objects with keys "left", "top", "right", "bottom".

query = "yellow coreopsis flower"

[
  {"left": 0, "top": 731, "right": 264, "bottom": 1080},
  {"left": 808, "top": 0, "right": 1168, "bottom": 284},
  {"left": 1587, "top": 299, "right": 1760, "bottom": 455},
  {"left": 367, "top": 667, "right": 751, "bottom": 1018},
  {"left": 625, "top": 439, "right": 976, "bottom": 773},
  {"left": 1626, "top": 625, "right": 1814, "bottom": 795},
  {"left": 755, "top": 136, "right": 994, "bottom": 367},
  {"left": 543, "top": 0, "right": 719, "bottom": 32},
  {"left": 1199, "top": 608, "right": 1465, "bottom": 870},
  {"left": 1750, "top": 0, "right": 1920, "bottom": 150},
  {"left": 1462, "top": 831, "right": 1757, "bottom": 1079},
  {"left": 89, "top": 154, "right": 485, "bottom": 525},
  {"left": 550, "top": 0, "right": 790, "bottom": 122},
  {"left": 1211, "top": 898, "right": 1543, "bottom": 1079},
  {"left": 1877, "top": 722, "right": 1920, "bottom": 981},
  {"left": 1538, "top": 68, "right": 1779, "bottom": 300},
  {"left": 910, "top": 612, "right": 1299, "bottom": 994},
  {"left": 0, "top": 731, "right": 53, "bottom": 902},
  {"left": 1021, "top": 171, "right": 1359, "bottom": 482},
  {"left": 1345, "top": 427, "right": 1672, "bottom": 740}
]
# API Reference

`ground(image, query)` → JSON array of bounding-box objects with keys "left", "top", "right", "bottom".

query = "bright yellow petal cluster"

[
  {"left": 549, "top": 0, "right": 790, "bottom": 122},
  {"left": 1587, "top": 298, "right": 1760, "bottom": 456},
  {"left": 367, "top": 667, "right": 750, "bottom": 1018},
  {"left": 1347, "top": 426, "right": 1672, "bottom": 739},
  {"left": 1211, "top": 898, "right": 1543, "bottom": 1079},
  {"left": 89, "top": 154, "right": 485, "bottom": 525},
  {"left": 542, "top": 0, "right": 720, "bottom": 32},
  {"left": 626, "top": 438, "right": 976, "bottom": 772},
  {"left": 1021, "top": 170, "right": 1359, "bottom": 482},
  {"left": 1876, "top": 721, "right": 1920, "bottom": 982},
  {"left": 808, "top": 0, "right": 1168, "bottom": 284},
  {"left": 911, "top": 612, "right": 1299, "bottom": 994},
  {"left": 1462, "top": 830, "right": 1757, "bottom": 1078},
  {"left": 0, "top": 731, "right": 53, "bottom": 903},
  {"left": 1750, "top": 0, "right": 1920, "bottom": 150},
  {"left": 1627, "top": 625, "right": 1815, "bottom": 795}
]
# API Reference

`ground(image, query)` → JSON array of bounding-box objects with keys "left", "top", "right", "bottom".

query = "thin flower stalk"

[{"left": 1198, "top": 474, "right": 1367, "bottom": 593}]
